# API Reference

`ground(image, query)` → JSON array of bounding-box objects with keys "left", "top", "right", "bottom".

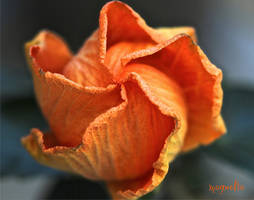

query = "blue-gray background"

[{"left": 1, "top": 0, "right": 254, "bottom": 199}]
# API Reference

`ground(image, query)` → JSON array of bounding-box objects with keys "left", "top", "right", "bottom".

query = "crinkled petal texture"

[{"left": 22, "top": 1, "right": 226, "bottom": 199}]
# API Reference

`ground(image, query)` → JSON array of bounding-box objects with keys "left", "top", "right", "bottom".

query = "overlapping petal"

[
  {"left": 105, "top": 64, "right": 187, "bottom": 199},
  {"left": 23, "top": 28, "right": 188, "bottom": 198},
  {"left": 22, "top": 64, "right": 186, "bottom": 188},
  {"left": 123, "top": 35, "right": 226, "bottom": 151},
  {"left": 99, "top": 1, "right": 197, "bottom": 64},
  {"left": 24, "top": 31, "right": 123, "bottom": 147}
]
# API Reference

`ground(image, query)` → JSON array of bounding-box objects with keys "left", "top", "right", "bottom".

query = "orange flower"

[{"left": 22, "top": 1, "right": 226, "bottom": 199}]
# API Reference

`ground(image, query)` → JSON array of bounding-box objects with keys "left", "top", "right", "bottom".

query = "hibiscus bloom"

[{"left": 22, "top": 1, "right": 226, "bottom": 199}]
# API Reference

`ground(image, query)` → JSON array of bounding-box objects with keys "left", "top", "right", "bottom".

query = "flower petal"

[
  {"left": 22, "top": 66, "right": 186, "bottom": 185},
  {"left": 107, "top": 171, "right": 154, "bottom": 200},
  {"left": 99, "top": 1, "right": 156, "bottom": 62},
  {"left": 103, "top": 64, "right": 187, "bottom": 199},
  {"left": 22, "top": 79, "right": 172, "bottom": 181},
  {"left": 22, "top": 128, "right": 104, "bottom": 180},
  {"left": 22, "top": 129, "right": 74, "bottom": 173},
  {"left": 123, "top": 34, "right": 226, "bottom": 151},
  {"left": 79, "top": 81, "right": 176, "bottom": 181},
  {"left": 31, "top": 72, "right": 122, "bottom": 147},
  {"left": 25, "top": 33, "right": 123, "bottom": 147},
  {"left": 23, "top": 126, "right": 172, "bottom": 199},
  {"left": 62, "top": 30, "right": 113, "bottom": 87},
  {"left": 99, "top": 1, "right": 197, "bottom": 65},
  {"left": 105, "top": 41, "right": 154, "bottom": 77},
  {"left": 25, "top": 30, "right": 72, "bottom": 73}
]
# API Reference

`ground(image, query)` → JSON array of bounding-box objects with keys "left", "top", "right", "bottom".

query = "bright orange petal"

[
  {"left": 99, "top": 1, "right": 156, "bottom": 62},
  {"left": 123, "top": 34, "right": 226, "bottom": 151},
  {"left": 102, "top": 64, "right": 187, "bottom": 199},
  {"left": 62, "top": 30, "right": 113, "bottom": 87},
  {"left": 25, "top": 30, "right": 72, "bottom": 73},
  {"left": 99, "top": 1, "right": 197, "bottom": 67}
]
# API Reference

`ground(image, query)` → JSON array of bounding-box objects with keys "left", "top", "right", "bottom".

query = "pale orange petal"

[
  {"left": 62, "top": 30, "right": 113, "bottom": 87},
  {"left": 22, "top": 80, "right": 170, "bottom": 181},
  {"left": 26, "top": 30, "right": 72, "bottom": 73},
  {"left": 29, "top": 71, "right": 122, "bottom": 147},
  {"left": 122, "top": 34, "right": 226, "bottom": 151},
  {"left": 25, "top": 32, "right": 123, "bottom": 146},
  {"left": 21, "top": 128, "right": 105, "bottom": 180}
]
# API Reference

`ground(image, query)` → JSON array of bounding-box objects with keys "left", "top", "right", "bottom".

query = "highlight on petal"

[
  {"left": 124, "top": 34, "right": 226, "bottom": 151},
  {"left": 25, "top": 30, "right": 72, "bottom": 73},
  {"left": 155, "top": 26, "right": 197, "bottom": 43}
]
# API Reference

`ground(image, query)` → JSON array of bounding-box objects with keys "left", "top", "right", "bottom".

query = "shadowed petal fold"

[
  {"left": 99, "top": 1, "right": 155, "bottom": 61},
  {"left": 99, "top": 1, "right": 197, "bottom": 64},
  {"left": 99, "top": 1, "right": 197, "bottom": 82}
]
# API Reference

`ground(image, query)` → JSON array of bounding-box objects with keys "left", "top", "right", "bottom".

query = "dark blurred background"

[{"left": 1, "top": 0, "right": 254, "bottom": 199}]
